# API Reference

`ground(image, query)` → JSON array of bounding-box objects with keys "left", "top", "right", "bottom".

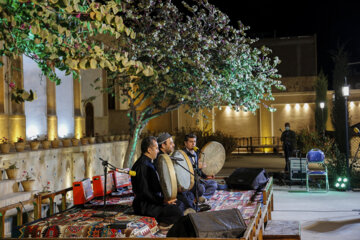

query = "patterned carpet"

[{"left": 14, "top": 189, "right": 261, "bottom": 238}]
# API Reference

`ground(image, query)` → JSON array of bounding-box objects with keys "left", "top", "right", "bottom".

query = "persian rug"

[
  {"left": 14, "top": 189, "right": 264, "bottom": 238},
  {"left": 15, "top": 207, "right": 158, "bottom": 238}
]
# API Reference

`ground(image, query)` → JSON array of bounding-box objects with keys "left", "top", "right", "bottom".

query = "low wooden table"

[{"left": 263, "top": 220, "right": 301, "bottom": 240}]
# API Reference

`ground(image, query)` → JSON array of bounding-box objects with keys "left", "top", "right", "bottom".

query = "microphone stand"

[{"left": 92, "top": 158, "right": 116, "bottom": 218}]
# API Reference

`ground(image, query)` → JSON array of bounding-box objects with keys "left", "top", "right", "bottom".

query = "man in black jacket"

[
  {"left": 131, "top": 136, "right": 183, "bottom": 224},
  {"left": 280, "top": 122, "right": 296, "bottom": 172}
]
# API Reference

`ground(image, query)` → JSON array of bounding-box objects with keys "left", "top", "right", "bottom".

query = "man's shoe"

[
  {"left": 184, "top": 208, "right": 196, "bottom": 216},
  {"left": 198, "top": 196, "right": 206, "bottom": 203},
  {"left": 198, "top": 204, "right": 211, "bottom": 212}
]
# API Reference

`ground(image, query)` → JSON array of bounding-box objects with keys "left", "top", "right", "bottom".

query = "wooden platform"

[
  {"left": 264, "top": 220, "right": 301, "bottom": 240},
  {"left": 1, "top": 177, "right": 275, "bottom": 240}
]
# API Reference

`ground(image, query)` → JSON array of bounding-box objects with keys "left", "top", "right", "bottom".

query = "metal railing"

[{"left": 235, "top": 137, "right": 281, "bottom": 154}]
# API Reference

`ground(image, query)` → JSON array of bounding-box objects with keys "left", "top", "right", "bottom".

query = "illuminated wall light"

[
  {"left": 350, "top": 101, "right": 355, "bottom": 108},
  {"left": 27, "top": 125, "right": 39, "bottom": 139},
  {"left": 225, "top": 106, "right": 231, "bottom": 113},
  {"left": 285, "top": 104, "right": 291, "bottom": 111},
  {"left": 295, "top": 104, "right": 300, "bottom": 110},
  {"left": 59, "top": 125, "right": 69, "bottom": 138},
  {"left": 304, "top": 103, "right": 309, "bottom": 110},
  {"left": 235, "top": 106, "right": 240, "bottom": 112},
  {"left": 218, "top": 106, "right": 222, "bottom": 110}
]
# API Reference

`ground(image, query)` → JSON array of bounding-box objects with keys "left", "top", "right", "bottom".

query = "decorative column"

[
  {"left": 259, "top": 103, "right": 273, "bottom": 153},
  {"left": 73, "top": 74, "right": 84, "bottom": 138},
  {"left": 0, "top": 55, "right": 8, "bottom": 139},
  {"left": 47, "top": 77, "right": 57, "bottom": 140},
  {"left": 8, "top": 56, "right": 26, "bottom": 142}
]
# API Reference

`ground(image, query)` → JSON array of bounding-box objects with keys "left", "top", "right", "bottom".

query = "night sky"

[{"left": 208, "top": 0, "right": 360, "bottom": 87}]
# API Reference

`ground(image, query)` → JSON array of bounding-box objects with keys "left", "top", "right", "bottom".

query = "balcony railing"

[{"left": 234, "top": 137, "right": 281, "bottom": 154}]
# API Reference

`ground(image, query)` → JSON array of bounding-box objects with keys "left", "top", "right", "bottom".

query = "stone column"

[
  {"left": 0, "top": 56, "right": 9, "bottom": 139},
  {"left": 9, "top": 56, "right": 26, "bottom": 142},
  {"left": 73, "top": 74, "right": 84, "bottom": 138},
  {"left": 47, "top": 77, "right": 58, "bottom": 140},
  {"left": 259, "top": 103, "right": 273, "bottom": 153}
]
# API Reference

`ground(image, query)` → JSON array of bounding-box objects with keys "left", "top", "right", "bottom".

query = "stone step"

[
  {"left": 0, "top": 179, "right": 19, "bottom": 195},
  {"left": 0, "top": 192, "right": 33, "bottom": 209}
]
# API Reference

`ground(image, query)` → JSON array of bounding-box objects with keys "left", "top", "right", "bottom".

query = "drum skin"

[
  {"left": 171, "top": 150, "right": 195, "bottom": 192},
  {"left": 200, "top": 141, "right": 226, "bottom": 176},
  {"left": 156, "top": 153, "right": 177, "bottom": 201}
]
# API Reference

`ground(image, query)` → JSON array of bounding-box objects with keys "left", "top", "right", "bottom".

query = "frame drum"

[
  {"left": 200, "top": 141, "right": 226, "bottom": 176},
  {"left": 156, "top": 153, "right": 177, "bottom": 201},
  {"left": 171, "top": 150, "right": 195, "bottom": 192}
]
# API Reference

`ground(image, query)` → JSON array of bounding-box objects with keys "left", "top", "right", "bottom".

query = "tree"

[
  {"left": 331, "top": 46, "right": 349, "bottom": 154},
  {"left": 315, "top": 70, "right": 328, "bottom": 135},
  {"left": 0, "top": 0, "right": 144, "bottom": 85},
  {"left": 1, "top": 0, "right": 284, "bottom": 168},
  {"left": 100, "top": 0, "right": 283, "bottom": 167}
]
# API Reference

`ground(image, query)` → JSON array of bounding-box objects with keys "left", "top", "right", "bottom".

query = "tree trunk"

[{"left": 123, "top": 122, "right": 145, "bottom": 168}]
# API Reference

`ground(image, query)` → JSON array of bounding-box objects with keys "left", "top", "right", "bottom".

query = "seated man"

[
  {"left": 131, "top": 136, "right": 183, "bottom": 225},
  {"left": 156, "top": 132, "right": 196, "bottom": 213},
  {"left": 183, "top": 133, "right": 217, "bottom": 202}
]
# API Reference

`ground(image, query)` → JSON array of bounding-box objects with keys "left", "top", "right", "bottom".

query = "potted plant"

[
  {"left": 71, "top": 138, "right": 80, "bottom": 146},
  {"left": 21, "top": 171, "right": 35, "bottom": 191},
  {"left": 96, "top": 133, "right": 103, "bottom": 143},
  {"left": 88, "top": 135, "right": 96, "bottom": 144},
  {"left": 61, "top": 138, "right": 71, "bottom": 147},
  {"left": 114, "top": 135, "right": 121, "bottom": 141},
  {"left": 102, "top": 135, "right": 109, "bottom": 142},
  {"left": 15, "top": 137, "right": 25, "bottom": 152},
  {"left": 39, "top": 181, "right": 51, "bottom": 204},
  {"left": 80, "top": 133, "right": 88, "bottom": 145},
  {"left": 42, "top": 135, "right": 51, "bottom": 149},
  {"left": 109, "top": 135, "right": 114, "bottom": 141},
  {"left": 51, "top": 138, "right": 60, "bottom": 148},
  {"left": 30, "top": 135, "right": 40, "bottom": 150},
  {"left": 0, "top": 137, "right": 10, "bottom": 154},
  {"left": 5, "top": 162, "right": 19, "bottom": 179}
]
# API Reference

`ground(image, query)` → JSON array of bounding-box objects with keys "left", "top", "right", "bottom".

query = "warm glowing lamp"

[{"left": 285, "top": 104, "right": 291, "bottom": 111}]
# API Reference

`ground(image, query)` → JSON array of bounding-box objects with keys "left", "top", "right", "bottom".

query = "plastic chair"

[{"left": 306, "top": 149, "right": 329, "bottom": 192}]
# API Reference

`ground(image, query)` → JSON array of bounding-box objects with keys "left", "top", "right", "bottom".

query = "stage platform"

[{"left": 3, "top": 178, "right": 274, "bottom": 239}]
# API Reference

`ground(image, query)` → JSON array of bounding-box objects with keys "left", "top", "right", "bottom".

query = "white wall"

[
  {"left": 80, "top": 69, "right": 104, "bottom": 117},
  {"left": 55, "top": 69, "right": 74, "bottom": 138},
  {"left": 23, "top": 55, "right": 47, "bottom": 140}
]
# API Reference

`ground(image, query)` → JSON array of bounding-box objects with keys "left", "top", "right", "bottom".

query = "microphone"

[
  {"left": 115, "top": 168, "right": 136, "bottom": 176},
  {"left": 170, "top": 156, "right": 184, "bottom": 162},
  {"left": 193, "top": 146, "right": 204, "bottom": 155},
  {"left": 354, "top": 127, "right": 360, "bottom": 134}
]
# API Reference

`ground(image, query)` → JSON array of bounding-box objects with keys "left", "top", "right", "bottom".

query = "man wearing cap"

[
  {"left": 131, "top": 136, "right": 183, "bottom": 225},
  {"left": 156, "top": 132, "right": 197, "bottom": 213}
]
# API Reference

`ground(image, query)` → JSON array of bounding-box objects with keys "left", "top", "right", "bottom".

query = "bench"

[{"left": 263, "top": 220, "right": 301, "bottom": 240}]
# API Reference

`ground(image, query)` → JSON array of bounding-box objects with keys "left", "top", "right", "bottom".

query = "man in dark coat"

[
  {"left": 183, "top": 133, "right": 217, "bottom": 202},
  {"left": 131, "top": 136, "right": 183, "bottom": 225},
  {"left": 280, "top": 122, "right": 296, "bottom": 172}
]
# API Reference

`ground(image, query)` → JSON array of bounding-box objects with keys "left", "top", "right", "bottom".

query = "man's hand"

[
  {"left": 198, "top": 161, "right": 206, "bottom": 169},
  {"left": 165, "top": 199, "right": 177, "bottom": 205}
]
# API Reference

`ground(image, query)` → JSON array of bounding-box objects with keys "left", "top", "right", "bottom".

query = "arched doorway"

[{"left": 85, "top": 102, "right": 94, "bottom": 137}]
